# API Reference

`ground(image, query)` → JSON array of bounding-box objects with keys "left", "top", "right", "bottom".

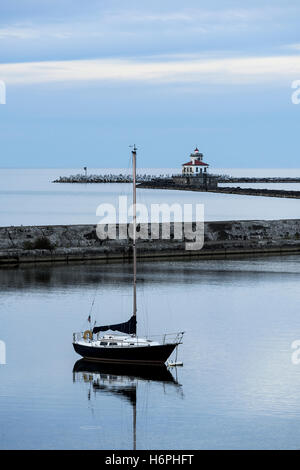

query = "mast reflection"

[{"left": 73, "top": 360, "right": 183, "bottom": 450}]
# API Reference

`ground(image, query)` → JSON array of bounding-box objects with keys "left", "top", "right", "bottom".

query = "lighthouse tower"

[{"left": 182, "top": 148, "right": 209, "bottom": 175}]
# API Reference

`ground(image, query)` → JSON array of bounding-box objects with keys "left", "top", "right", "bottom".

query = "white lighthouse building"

[{"left": 182, "top": 148, "right": 209, "bottom": 175}]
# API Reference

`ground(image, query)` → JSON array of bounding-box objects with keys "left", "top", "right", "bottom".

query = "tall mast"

[
  {"left": 132, "top": 146, "right": 137, "bottom": 449},
  {"left": 132, "top": 145, "right": 137, "bottom": 321}
]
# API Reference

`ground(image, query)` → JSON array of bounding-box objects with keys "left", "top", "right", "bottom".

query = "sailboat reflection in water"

[
  {"left": 73, "top": 359, "right": 183, "bottom": 450},
  {"left": 73, "top": 146, "right": 184, "bottom": 365}
]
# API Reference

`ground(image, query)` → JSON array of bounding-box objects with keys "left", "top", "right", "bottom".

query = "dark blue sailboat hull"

[{"left": 73, "top": 342, "right": 177, "bottom": 364}]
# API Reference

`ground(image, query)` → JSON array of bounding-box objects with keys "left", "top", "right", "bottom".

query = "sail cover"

[{"left": 92, "top": 315, "right": 136, "bottom": 335}]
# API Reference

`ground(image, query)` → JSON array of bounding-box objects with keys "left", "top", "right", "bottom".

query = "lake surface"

[
  {"left": 1, "top": 168, "right": 300, "bottom": 226},
  {"left": 1, "top": 255, "right": 300, "bottom": 449}
]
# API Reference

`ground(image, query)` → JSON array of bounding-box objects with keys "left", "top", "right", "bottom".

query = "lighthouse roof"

[{"left": 182, "top": 160, "right": 209, "bottom": 167}]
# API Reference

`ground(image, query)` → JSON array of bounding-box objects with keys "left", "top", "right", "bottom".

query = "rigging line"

[{"left": 88, "top": 279, "right": 103, "bottom": 325}]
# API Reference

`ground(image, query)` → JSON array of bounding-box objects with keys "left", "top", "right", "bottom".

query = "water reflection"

[
  {"left": 73, "top": 360, "right": 183, "bottom": 450},
  {"left": 2, "top": 256, "right": 300, "bottom": 449}
]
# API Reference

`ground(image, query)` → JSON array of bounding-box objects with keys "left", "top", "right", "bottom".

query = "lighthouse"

[{"left": 182, "top": 148, "right": 209, "bottom": 175}]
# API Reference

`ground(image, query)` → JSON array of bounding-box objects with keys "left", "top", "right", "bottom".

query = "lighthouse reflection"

[{"left": 72, "top": 360, "right": 183, "bottom": 449}]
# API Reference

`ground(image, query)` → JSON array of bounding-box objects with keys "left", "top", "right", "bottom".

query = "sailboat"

[{"left": 72, "top": 146, "right": 184, "bottom": 364}]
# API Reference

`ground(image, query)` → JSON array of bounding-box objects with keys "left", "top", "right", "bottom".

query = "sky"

[{"left": 0, "top": 0, "right": 300, "bottom": 168}]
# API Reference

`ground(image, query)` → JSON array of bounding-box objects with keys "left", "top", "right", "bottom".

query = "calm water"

[
  {"left": 1, "top": 168, "right": 300, "bottom": 226},
  {"left": 1, "top": 256, "right": 300, "bottom": 449}
]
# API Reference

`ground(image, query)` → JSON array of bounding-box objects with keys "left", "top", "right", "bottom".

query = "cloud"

[
  {"left": 0, "top": 54, "right": 300, "bottom": 87},
  {"left": 100, "top": 6, "right": 297, "bottom": 26},
  {"left": 0, "top": 26, "right": 39, "bottom": 39},
  {"left": 111, "top": 12, "right": 194, "bottom": 23},
  {"left": 283, "top": 43, "right": 300, "bottom": 51},
  {"left": 0, "top": 24, "right": 73, "bottom": 40},
  {"left": 0, "top": 5, "right": 296, "bottom": 42}
]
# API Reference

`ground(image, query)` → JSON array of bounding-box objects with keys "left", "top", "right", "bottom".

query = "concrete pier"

[{"left": 1, "top": 219, "right": 300, "bottom": 266}]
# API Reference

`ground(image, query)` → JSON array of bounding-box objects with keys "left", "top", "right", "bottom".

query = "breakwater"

[
  {"left": 219, "top": 177, "right": 300, "bottom": 183},
  {"left": 53, "top": 174, "right": 300, "bottom": 185},
  {"left": 212, "top": 187, "right": 300, "bottom": 199},
  {"left": 138, "top": 181, "right": 300, "bottom": 198},
  {"left": 53, "top": 173, "right": 225, "bottom": 184},
  {"left": 1, "top": 219, "right": 300, "bottom": 266},
  {"left": 53, "top": 173, "right": 173, "bottom": 183}
]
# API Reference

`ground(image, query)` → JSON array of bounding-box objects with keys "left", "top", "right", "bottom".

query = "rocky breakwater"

[
  {"left": 212, "top": 187, "right": 300, "bottom": 198},
  {"left": 53, "top": 173, "right": 172, "bottom": 183},
  {"left": 1, "top": 219, "right": 300, "bottom": 266},
  {"left": 138, "top": 179, "right": 300, "bottom": 198},
  {"left": 218, "top": 177, "right": 300, "bottom": 183}
]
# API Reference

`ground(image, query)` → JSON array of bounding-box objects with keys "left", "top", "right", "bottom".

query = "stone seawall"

[
  {"left": 138, "top": 181, "right": 300, "bottom": 199},
  {"left": 212, "top": 187, "right": 300, "bottom": 199},
  {"left": 1, "top": 219, "right": 300, "bottom": 266},
  {"left": 219, "top": 177, "right": 300, "bottom": 183}
]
